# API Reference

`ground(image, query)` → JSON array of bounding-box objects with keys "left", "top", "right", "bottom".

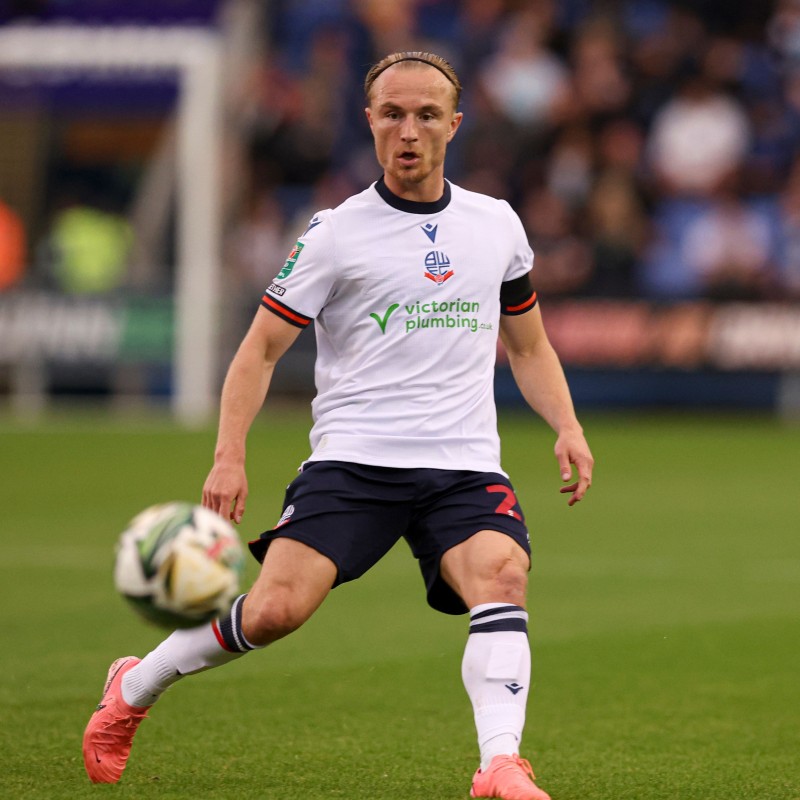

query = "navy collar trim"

[{"left": 374, "top": 176, "right": 451, "bottom": 214}]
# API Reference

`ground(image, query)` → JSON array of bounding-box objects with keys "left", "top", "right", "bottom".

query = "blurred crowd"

[
  {"left": 227, "top": 0, "right": 800, "bottom": 303},
  {"left": 2, "top": 0, "right": 800, "bottom": 305}
]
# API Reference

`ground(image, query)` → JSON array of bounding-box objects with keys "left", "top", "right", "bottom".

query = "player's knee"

[
  {"left": 241, "top": 591, "right": 308, "bottom": 646},
  {"left": 444, "top": 534, "right": 530, "bottom": 608},
  {"left": 484, "top": 556, "right": 528, "bottom": 606}
]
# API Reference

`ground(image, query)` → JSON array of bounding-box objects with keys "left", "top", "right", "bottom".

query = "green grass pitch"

[{"left": 0, "top": 408, "right": 798, "bottom": 799}]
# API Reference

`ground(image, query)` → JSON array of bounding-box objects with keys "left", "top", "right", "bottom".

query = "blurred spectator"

[
  {"left": 628, "top": 5, "right": 707, "bottom": 127},
  {"left": 776, "top": 156, "right": 800, "bottom": 298},
  {"left": 284, "top": 169, "right": 361, "bottom": 241},
  {"left": 681, "top": 190, "right": 775, "bottom": 300},
  {"left": 352, "top": 0, "right": 421, "bottom": 55},
  {"left": 647, "top": 70, "right": 751, "bottom": 197},
  {"left": 244, "top": 28, "right": 352, "bottom": 210},
  {"left": 745, "top": 97, "right": 798, "bottom": 194},
  {"left": 225, "top": 189, "right": 288, "bottom": 295},
  {"left": 457, "top": 80, "right": 523, "bottom": 195},
  {"left": 702, "top": 35, "right": 747, "bottom": 91},
  {"left": 595, "top": 116, "right": 646, "bottom": 176},
  {"left": 585, "top": 170, "right": 649, "bottom": 297},
  {"left": 266, "top": 0, "right": 353, "bottom": 68},
  {"left": 768, "top": 0, "right": 800, "bottom": 68},
  {"left": 568, "top": 17, "right": 632, "bottom": 120},
  {"left": 519, "top": 186, "right": 592, "bottom": 295},
  {"left": 45, "top": 198, "right": 133, "bottom": 295},
  {"left": 639, "top": 197, "right": 706, "bottom": 299},
  {"left": 460, "top": 166, "right": 512, "bottom": 202},
  {"left": 0, "top": 197, "right": 26, "bottom": 291},
  {"left": 546, "top": 124, "right": 594, "bottom": 208},
  {"left": 449, "top": 0, "right": 507, "bottom": 82},
  {"left": 478, "top": 4, "right": 570, "bottom": 130}
]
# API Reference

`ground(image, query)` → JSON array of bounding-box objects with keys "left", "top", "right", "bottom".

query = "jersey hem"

[{"left": 303, "top": 434, "right": 508, "bottom": 477}]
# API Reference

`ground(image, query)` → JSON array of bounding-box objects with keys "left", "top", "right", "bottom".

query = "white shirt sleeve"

[{"left": 261, "top": 209, "right": 336, "bottom": 325}]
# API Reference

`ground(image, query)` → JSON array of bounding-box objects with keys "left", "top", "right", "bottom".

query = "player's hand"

[
  {"left": 554, "top": 428, "right": 594, "bottom": 507},
  {"left": 202, "top": 460, "right": 248, "bottom": 524}
]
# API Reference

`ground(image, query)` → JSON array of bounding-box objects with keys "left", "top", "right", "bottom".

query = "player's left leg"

[
  {"left": 441, "top": 529, "right": 531, "bottom": 765},
  {"left": 441, "top": 530, "right": 550, "bottom": 800}
]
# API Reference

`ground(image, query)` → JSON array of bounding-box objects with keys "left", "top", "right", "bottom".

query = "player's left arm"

[{"left": 500, "top": 305, "right": 594, "bottom": 506}]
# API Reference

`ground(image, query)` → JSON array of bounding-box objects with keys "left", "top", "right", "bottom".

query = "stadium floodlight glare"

[{"left": 0, "top": 25, "right": 223, "bottom": 425}]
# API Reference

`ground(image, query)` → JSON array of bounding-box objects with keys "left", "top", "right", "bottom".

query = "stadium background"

[
  {"left": 1, "top": 0, "right": 800, "bottom": 414},
  {"left": 0, "top": 2, "right": 798, "bottom": 799}
]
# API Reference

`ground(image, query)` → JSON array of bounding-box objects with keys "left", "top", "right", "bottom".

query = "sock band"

[
  {"left": 470, "top": 604, "right": 526, "bottom": 622},
  {"left": 470, "top": 618, "right": 528, "bottom": 634},
  {"left": 469, "top": 604, "right": 528, "bottom": 635},
  {"left": 212, "top": 594, "right": 254, "bottom": 653}
]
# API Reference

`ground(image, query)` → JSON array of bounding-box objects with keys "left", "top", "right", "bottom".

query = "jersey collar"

[{"left": 374, "top": 175, "right": 451, "bottom": 214}]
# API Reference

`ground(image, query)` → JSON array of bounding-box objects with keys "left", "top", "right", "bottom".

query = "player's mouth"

[{"left": 397, "top": 150, "right": 421, "bottom": 167}]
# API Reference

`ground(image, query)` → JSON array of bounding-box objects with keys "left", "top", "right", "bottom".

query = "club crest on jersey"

[
  {"left": 424, "top": 250, "right": 454, "bottom": 285},
  {"left": 277, "top": 241, "right": 304, "bottom": 280}
]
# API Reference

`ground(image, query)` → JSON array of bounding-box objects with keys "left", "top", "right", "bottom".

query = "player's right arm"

[{"left": 202, "top": 306, "right": 302, "bottom": 524}]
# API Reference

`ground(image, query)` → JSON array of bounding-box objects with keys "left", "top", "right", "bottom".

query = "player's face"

[{"left": 366, "top": 65, "right": 462, "bottom": 202}]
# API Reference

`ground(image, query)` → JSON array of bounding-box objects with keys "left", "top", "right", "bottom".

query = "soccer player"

[{"left": 83, "top": 52, "right": 593, "bottom": 800}]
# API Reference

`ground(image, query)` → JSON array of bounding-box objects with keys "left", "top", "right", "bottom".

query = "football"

[{"left": 114, "top": 502, "right": 245, "bottom": 629}]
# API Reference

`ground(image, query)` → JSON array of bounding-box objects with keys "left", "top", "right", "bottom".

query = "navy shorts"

[{"left": 248, "top": 461, "right": 531, "bottom": 615}]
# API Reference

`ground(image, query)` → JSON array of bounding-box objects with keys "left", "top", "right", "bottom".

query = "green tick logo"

[{"left": 370, "top": 304, "right": 399, "bottom": 334}]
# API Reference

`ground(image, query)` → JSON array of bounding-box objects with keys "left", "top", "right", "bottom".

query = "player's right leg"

[
  {"left": 240, "top": 537, "right": 338, "bottom": 646},
  {"left": 82, "top": 539, "right": 336, "bottom": 783}
]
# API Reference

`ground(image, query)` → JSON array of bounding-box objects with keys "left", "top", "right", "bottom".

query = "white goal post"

[{"left": 0, "top": 25, "right": 223, "bottom": 425}]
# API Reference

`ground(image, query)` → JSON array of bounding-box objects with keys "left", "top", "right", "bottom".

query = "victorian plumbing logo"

[{"left": 370, "top": 298, "right": 490, "bottom": 335}]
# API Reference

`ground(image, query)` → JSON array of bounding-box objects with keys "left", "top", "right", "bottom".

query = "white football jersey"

[{"left": 262, "top": 178, "right": 536, "bottom": 474}]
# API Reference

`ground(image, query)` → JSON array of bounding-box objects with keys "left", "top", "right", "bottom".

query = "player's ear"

[
  {"left": 365, "top": 107, "right": 374, "bottom": 133},
  {"left": 447, "top": 111, "right": 463, "bottom": 142}
]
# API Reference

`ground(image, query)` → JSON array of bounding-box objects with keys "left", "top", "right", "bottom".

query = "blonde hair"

[{"left": 364, "top": 51, "right": 462, "bottom": 108}]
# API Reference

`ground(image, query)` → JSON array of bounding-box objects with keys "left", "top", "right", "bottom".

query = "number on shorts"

[{"left": 486, "top": 484, "right": 522, "bottom": 521}]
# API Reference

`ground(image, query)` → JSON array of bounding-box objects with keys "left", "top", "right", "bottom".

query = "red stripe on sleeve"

[
  {"left": 261, "top": 295, "right": 311, "bottom": 327},
  {"left": 504, "top": 291, "right": 538, "bottom": 314}
]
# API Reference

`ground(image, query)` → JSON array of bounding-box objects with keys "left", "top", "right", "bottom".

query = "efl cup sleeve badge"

[
  {"left": 424, "top": 250, "right": 454, "bottom": 285},
  {"left": 277, "top": 241, "right": 304, "bottom": 280}
]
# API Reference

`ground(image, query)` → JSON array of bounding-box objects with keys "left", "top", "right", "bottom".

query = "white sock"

[
  {"left": 121, "top": 594, "right": 263, "bottom": 707},
  {"left": 462, "top": 603, "right": 531, "bottom": 770}
]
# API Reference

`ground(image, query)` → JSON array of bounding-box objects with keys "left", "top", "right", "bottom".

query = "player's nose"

[{"left": 399, "top": 115, "right": 418, "bottom": 141}]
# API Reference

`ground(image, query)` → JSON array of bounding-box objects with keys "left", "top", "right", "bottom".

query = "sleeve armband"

[
  {"left": 261, "top": 294, "right": 313, "bottom": 328},
  {"left": 500, "top": 274, "right": 538, "bottom": 315}
]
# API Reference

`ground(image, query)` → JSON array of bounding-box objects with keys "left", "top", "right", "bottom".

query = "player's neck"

[{"left": 382, "top": 172, "right": 446, "bottom": 204}]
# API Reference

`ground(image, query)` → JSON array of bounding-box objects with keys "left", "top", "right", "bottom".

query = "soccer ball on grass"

[{"left": 114, "top": 502, "right": 245, "bottom": 629}]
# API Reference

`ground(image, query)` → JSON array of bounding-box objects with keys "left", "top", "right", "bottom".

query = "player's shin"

[
  {"left": 462, "top": 603, "right": 531, "bottom": 770},
  {"left": 121, "top": 594, "right": 264, "bottom": 707}
]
